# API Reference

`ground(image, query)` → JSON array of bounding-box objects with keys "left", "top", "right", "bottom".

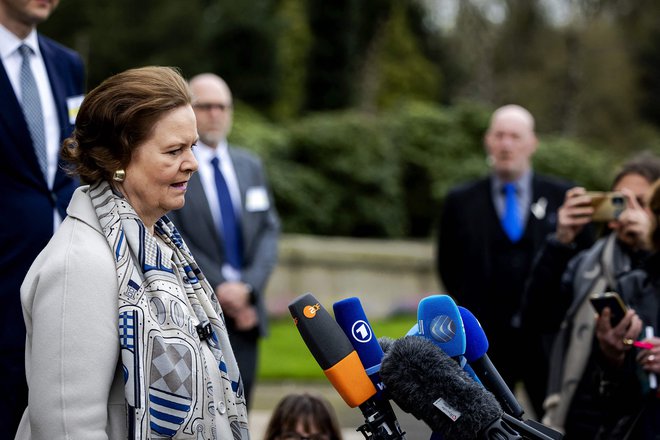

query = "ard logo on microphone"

[
  {"left": 303, "top": 303, "right": 321, "bottom": 319},
  {"left": 351, "top": 320, "right": 373, "bottom": 343}
]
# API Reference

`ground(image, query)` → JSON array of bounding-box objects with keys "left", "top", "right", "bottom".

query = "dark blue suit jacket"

[{"left": 0, "top": 34, "right": 85, "bottom": 350}]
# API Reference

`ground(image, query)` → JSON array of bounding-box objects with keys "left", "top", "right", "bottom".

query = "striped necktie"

[{"left": 18, "top": 44, "right": 48, "bottom": 178}]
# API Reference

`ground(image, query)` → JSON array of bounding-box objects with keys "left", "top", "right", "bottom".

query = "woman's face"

[{"left": 121, "top": 105, "right": 198, "bottom": 228}]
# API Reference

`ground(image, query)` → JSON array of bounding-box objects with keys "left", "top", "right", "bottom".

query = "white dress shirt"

[
  {"left": 491, "top": 170, "right": 533, "bottom": 226},
  {"left": 194, "top": 140, "right": 243, "bottom": 280},
  {"left": 0, "top": 24, "right": 62, "bottom": 229}
]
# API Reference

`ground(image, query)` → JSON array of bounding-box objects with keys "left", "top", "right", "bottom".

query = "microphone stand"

[
  {"left": 501, "top": 414, "right": 562, "bottom": 440},
  {"left": 479, "top": 414, "right": 563, "bottom": 440},
  {"left": 356, "top": 400, "right": 406, "bottom": 440}
]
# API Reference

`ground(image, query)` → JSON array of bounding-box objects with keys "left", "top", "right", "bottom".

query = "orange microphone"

[
  {"left": 289, "top": 293, "right": 376, "bottom": 407},
  {"left": 289, "top": 293, "right": 406, "bottom": 439}
]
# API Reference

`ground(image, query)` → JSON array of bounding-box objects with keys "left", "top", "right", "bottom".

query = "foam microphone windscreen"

[
  {"left": 380, "top": 336, "right": 503, "bottom": 440},
  {"left": 378, "top": 336, "right": 396, "bottom": 354}
]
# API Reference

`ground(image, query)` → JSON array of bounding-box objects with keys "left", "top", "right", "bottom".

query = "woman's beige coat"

[{"left": 15, "top": 186, "right": 126, "bottom": 440}]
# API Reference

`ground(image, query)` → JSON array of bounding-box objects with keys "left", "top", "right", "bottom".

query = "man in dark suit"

[
  {"left": 169, "top": 73, "right": 280, "bottom": 407},
  {"left": 436, "top": 104, "right": 590, "bottom": 418},
  {"left": 0, "top": 0, "right": 85, "bottom": 435}
]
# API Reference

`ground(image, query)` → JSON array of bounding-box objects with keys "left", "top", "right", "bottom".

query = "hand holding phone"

[
  {"left": 589, "top": 291, "right": 628, "bottom": 326},
  {"left": 585, "top": 191, "right": 626, "bottom": 222}
]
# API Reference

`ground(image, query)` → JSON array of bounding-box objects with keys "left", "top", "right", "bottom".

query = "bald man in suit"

[
  {"left": 169, "top": 73, "right": 280, "bottom": 407},
  {"left": 436, "top": 105, "right": 591, "bottom": 417},
  {"left": 0, "top": 0, "right": 85, "bottom": 435}
]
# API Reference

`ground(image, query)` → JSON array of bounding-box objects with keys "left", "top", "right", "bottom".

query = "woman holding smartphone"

[{"left": 595, "top": 178, "right": 660, "bottom": 439}]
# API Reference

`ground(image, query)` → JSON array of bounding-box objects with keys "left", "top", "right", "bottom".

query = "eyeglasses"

[
  {"left": 193, "top": 103, "right": 232, "bottom": 112},
  {"left": 279, "top": 433, "right": 330, "bottom": 440}
]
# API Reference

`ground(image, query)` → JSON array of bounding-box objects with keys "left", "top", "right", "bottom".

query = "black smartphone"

[{"left": 589, "top": 291, "right": 628, "bottom": 326}]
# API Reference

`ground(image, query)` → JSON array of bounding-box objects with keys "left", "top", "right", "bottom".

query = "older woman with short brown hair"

[{"left": 15, "top": 66, "right": 249, "bottom": 440}]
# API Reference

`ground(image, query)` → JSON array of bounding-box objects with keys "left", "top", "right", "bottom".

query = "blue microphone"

[
  {"left": 333, "top": 297, "right": 407, "bottom": 439},
  {"left": 458, "top": 306, "right": 524, "bottom": 419},
  {"left": 334, "top": 297, "right": 387, "bottom": 395},
  {"left": 417, "top": 294, "right": 466, "bottom": 358},
  {"left": 412, "top": 296, "right": 482, "bottom": 384}
]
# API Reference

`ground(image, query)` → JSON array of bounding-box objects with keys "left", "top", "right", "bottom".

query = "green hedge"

[{"left": 230, "top": 101, "right": 628, "bottom": 238}]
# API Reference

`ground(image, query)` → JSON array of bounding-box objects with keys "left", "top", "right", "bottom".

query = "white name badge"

[
  {"left": 245, "top": 186, "right": 270, "bottom": 212},
  {"left": 66, "top": 94, "right": 85, "bottom": 125}
]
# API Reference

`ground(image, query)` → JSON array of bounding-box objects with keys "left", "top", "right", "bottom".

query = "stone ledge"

[{"left": 265, "top": 234, "right": 441, "bottom": 318}]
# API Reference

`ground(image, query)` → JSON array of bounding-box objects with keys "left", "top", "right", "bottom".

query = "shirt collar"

[
  {"left": 195, "top": 139, "right": 229, "bottom": 164},
  {"left": 0, "top": 24, "right": 39, "bottom": 59},
  {"left": 492, "top": 169, "right": 533, "bottom": 194}
]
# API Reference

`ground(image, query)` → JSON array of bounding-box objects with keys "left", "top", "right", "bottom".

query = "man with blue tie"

[
  {"left": 436, "top": 105, "right": 591, "bottom": 418},
  {"left": 0, "top": 0, "right": 84, "bottom": 436},
  {"left": 168, "top": 73, "right": 280, "bottom": 407}
]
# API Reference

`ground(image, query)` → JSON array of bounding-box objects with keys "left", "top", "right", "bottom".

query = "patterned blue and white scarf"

[{"left": 90, "top": 180, "right": 249, "bottom": 440}]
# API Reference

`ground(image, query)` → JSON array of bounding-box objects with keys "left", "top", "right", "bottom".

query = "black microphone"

[
  {"left": 289, "top": 293, "right": 404, "bottom": 440},
  {"left": 459, "top": 307, "right": 563, "bottom": 439},
  {"left": 459, "top": 306, "right": 524, "bottom": 419},
  {"left": 380, "top": 336, "right": 556, "bottom": 440}
]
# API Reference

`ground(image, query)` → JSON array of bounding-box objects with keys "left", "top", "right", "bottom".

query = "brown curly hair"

[{"left": 61, "top": 66, "right": 191, "bottom": 183}]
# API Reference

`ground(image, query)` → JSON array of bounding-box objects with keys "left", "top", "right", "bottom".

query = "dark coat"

[
  {"left": 606, "top": 253, "right": 660, "bottom": 439},
  {"left": 436, "top": 173, "right": 583, "bottom": 416},
  {"left": 437, "top": 174, "right": 576, "bottom": 331},
  {"left": 0, "top": 34, "right": 85, "bottom": 351}
]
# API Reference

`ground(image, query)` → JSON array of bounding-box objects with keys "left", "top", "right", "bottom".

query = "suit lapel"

[
  {"left": 0, "top": 55, "right": 43, "bottom": 180},
  {"left": 228, "top": 147, "right": 253, "bottom": 251},
  {"left": 228, "top": 147, "right": 248, "bottom": 206},
  {"left": 187, "top": 172, "right": 224, "bottom": 249},
  {"left": 39, "top": 35, "right": 74, "bottom": 190},
  {"left": 39, "top": 36, "right": 68, "bottom": 141},
  {"left": 527, "top": 176, "right": 546, "bottom": 247}
]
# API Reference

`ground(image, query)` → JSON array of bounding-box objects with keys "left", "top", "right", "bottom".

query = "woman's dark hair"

[
  {"left": 61, "top": 66, "right": 192, "bottom": 183},
  {"left": 262, "top": 393, "right": 343, "bottom": 440},
  {"left": 612, "top": 151, "right": 660, "bottom": 189}
]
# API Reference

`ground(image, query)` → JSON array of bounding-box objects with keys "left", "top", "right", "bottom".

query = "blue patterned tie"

[
  {"left": 18, "top": 44, "right": 47, "bottom": 178},
  {"left": 211, "top": 157, "right": 242, "bottom": 269},
  {"left": 502, "top": 183, "right": 523, "bottom": 242}
]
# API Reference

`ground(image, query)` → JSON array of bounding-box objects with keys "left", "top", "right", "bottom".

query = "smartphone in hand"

[
  {"left": 589, "top": 291, "right": 628, "bottom": 326},
  {"left": 585, "top": 191, "right": 626, "bottom": 222}
]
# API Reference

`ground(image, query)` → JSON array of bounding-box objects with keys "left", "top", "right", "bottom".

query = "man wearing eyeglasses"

[{"left": 168, "top": 73, "right": 280, "bottom": 407}]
